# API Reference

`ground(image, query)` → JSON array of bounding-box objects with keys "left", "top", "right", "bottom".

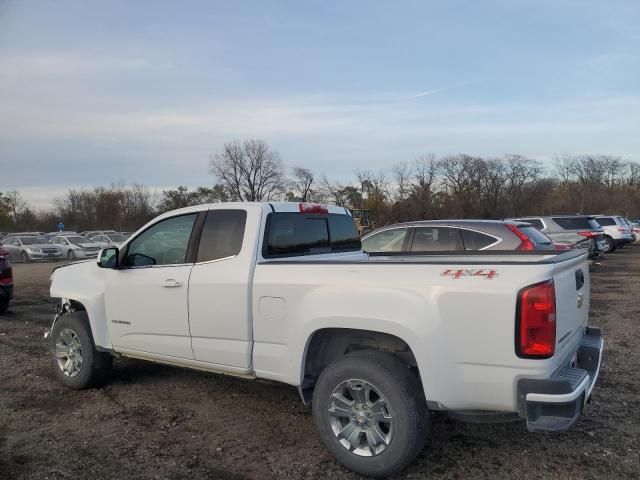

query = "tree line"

[{"left": 2, "top": 138, "right": 639, "bottom": 233}]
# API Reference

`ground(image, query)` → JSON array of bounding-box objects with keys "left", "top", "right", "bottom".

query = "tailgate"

[{"left": 553, "top": 252, "right": 590, "bottom": 360}]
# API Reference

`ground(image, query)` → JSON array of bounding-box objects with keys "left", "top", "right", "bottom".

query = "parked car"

[
  {"left": 1, "top": 235, "right": 64, "bottom": 262},
  {"left": 0, "top": 246, "right": 13, "bottom": 314},
  {"left": 82, "top": 230, "right": 118, "bottom": 240},
  {"left": 91, "top": 233, "right": 130, "bottom": 248},
  {"left": 49, "top": 235, "right": 103, "bottom": 260},
  {"left": 506, "top": 215, "right": 605, "bottom": 259},
  {"left": 2, "top": 232, "right": 44, "bottom": 240},
  {"left": 591, "top": 215, "right": 634, "bottom": 252},
  {"left": 629, "top": 220, "right": 640, "bottom": 241},
  {"left": 45, "top": 231, "right": 79, "bottom": 242},
  {"left": 361, "top": 220, "right": 555, "bottom": 254},
  {"left": 47, "top": 202, "right": 602, "bottom": 477}
]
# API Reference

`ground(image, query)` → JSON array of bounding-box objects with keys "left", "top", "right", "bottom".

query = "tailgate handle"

[{"left": 575, "top": 269, "right": 584, "bottom": 290}]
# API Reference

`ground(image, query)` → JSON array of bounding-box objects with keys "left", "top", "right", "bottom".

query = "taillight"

[
  {"left": 578, "top": 231, "right": 595, "bottom": 238},
  {"left": 506, "top": 224, "right": 534, "bottom": 250},
  {"left": 553, "top": 242, "right": 575, "bottom": 250},
  {"left": 617, "top": 227, "right": 627, "bottom": 232},
  {"left": 299, "top": 203, "right": 329, "bottom": 214},
  {"left": 516, "top": 280, "right": 556, "bottom": 358}
]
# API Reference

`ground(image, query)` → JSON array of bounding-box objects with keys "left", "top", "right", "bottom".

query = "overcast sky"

[{"left": 1, "top": 0, "right": 639, "bottom": 208}]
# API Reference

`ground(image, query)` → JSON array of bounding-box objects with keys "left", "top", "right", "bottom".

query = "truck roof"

[{"left": 155, "top": 202, "right": 351, "bottom": 218}]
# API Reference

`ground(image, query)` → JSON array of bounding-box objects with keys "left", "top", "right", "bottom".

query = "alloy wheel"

[
  {"left": 328, "top": 379, "right": 394, "bottom": 457},
  {"left": 55, "top": 328, "right": 83, "bottom": 377}
]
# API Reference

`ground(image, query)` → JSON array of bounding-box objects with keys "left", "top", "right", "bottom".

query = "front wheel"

[
  {"left": 312, "top": 350, "right": 429, "bottom": 478},
  {"left": 21, "top": 251, "right": 29, "bottom": 263},
  {"left": 49, "top": 312, "right": 112, "bottom": 389},
  {"left": 0, "top": 298, "right": 8, "bottom": 315},
  {"left": 67, "top": 250, "right": 76, "bottom": 260}
]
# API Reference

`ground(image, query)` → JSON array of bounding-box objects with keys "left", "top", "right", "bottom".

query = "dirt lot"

[{"left": 1, "top": 248, "right": 639, "bottom": 480}]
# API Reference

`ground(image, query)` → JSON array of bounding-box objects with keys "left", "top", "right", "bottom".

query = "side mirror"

[{"left": 98, "top": 247, "right": 119, "bottom": 269}]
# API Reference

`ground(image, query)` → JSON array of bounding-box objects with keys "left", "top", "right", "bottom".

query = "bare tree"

[
  {"left": 391, "top": 161, "right": 412, "bottom": 202},
  {"left": 503, "top": 155, "right": 542, "bottom": 216},
  {"left": 5, "top": 191, "right": 28, "bottom": 224},
  {"left": 319, "top": 175, "right": 348, "bottom": 206},
  {"left": 290, "top": 167, "right": 315, "bottom": 201},
  {"left": 210, "top": 139, "right": 286, "bottom": 201}
]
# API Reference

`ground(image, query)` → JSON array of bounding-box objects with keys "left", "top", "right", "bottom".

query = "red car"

[{"left": 0, "top": 246, "right": 13, "bottom": 314}]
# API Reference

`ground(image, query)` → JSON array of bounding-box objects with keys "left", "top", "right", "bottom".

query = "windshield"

[
  {"left": 21, "top": 236, "right": 48, "bottom": 245},
  {"left": 67, "top": 236, "right": 90, "bottom": 245},
  {"left": 107, "top": 234, "right": 127, "bottom": 242}
]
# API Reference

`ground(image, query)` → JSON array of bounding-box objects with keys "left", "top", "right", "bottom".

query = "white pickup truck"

[{"left": 47, "top": 202, "right": 603, "bottom": 477}]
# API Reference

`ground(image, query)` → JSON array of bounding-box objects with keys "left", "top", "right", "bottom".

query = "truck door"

[
  {"left": 105, "top": 213, "right": 198, "bottom": 359},
  {"left": 188, "top": 207, "right": 254, "bottom": 369}
]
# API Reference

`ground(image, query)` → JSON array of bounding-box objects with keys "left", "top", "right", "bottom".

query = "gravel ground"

[{"left": 1, "top": 247, "right": 639, "bottom": 479}]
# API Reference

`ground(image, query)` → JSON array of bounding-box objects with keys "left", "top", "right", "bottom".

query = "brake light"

[
  {"left": 516, "top": 280, "right": 556, "bottom": 358},
  {"left": 617, "top": 227, "right": 627, "bottom": 232},
  {"left": 0, "top": 266, "right": 12, "bottom": 285},
  {"left": 506, "top": 224, "right": 534, "bottom": 250},
  {"left": 578, "top": 231, "right": 595, "bottom": 238},
  {"left": 299, "top": 203, "right": 329, "bottom": 214}
]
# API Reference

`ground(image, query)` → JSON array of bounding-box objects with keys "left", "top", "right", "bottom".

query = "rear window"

[
  {"left": 552, "top": 217, "right": 599, "bottom": 230},
  {"left": 460, "top": 229, "right": 497, "bottom": 250},
  {"left": 518, "top": 226, "right": 552, "bottom": 245},
  {"left": 264, "top": 213, "right": 361, "bottom": 257},
  {"left": 514, "top": 218, "right": 544, "bottom": 230},
  {"left": 595, "top": 217, "right": 616, "bottom": 226}
]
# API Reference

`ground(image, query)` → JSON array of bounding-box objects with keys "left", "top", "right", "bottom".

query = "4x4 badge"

[{"left": 440, "top": 269, "right": 499, "bottom": 280}]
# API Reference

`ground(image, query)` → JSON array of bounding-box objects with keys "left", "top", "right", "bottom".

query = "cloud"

[
  {"left": 414, "top": 88, "right": 445, "bottom": 98},
  {"left": 0, "top": 51, "right": 174, "bottom": 80}
]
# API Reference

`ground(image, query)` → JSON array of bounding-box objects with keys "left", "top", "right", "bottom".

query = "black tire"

[
  {"left": 49, "top": 311, "right": 112, "bottom": 389},
  {"left": 603, "top": 236, "right": 615, "bottom": 254},
  {"left": 0, "top": 298, "right": 8, "bottom": 315},
  {"left": 312, "top": 350, "right": 429, "bottom": 478},
  {"left": 67, "top": 250, "right": 76, "bottom": 260},
  {"left": 21, "top": 251, "right": 29, "bottom": 263}
]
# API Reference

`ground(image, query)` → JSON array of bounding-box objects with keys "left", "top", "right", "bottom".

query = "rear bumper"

[
  {"left": 0, "top": 284, "right": 13, "bottom": 301},
  {"left": 614, "top": 237, "right": 634, "bottom": 247},
  {"left": 517, "top": 327, "right": 603, "bottom": 432}
]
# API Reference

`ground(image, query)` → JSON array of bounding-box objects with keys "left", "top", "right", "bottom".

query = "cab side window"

[
  {"left": 124, "top": 214, "right": 197, "bottom": 267},
  {"left": 196, "top": 210, "right": 247, "bottom": 262}
]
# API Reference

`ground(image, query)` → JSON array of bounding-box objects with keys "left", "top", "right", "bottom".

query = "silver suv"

[
  {"left": 592, "top": 215, "right": 634, "bottom": 253},
  {"left": 506, "top": 215, "right": 604, "bottom": 259},
  {"left": 361, "top": 220, "right": 555, "bottom": 253}
]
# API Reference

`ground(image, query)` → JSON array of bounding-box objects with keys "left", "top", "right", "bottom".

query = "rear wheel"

[
  {"left": 602, "top": 236, "right": 615, "bottom": 253},
  {"left": 312, "top": 350, "right": 429, "bottom": 477},
  {"left": 49, "top": 312, "right": 112, "bottom": 389},
  {"left": 0, "top": 298, "right": 8, "bottom": 315}
]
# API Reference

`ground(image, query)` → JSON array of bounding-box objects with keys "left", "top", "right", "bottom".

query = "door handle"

[{"left": 162, "top": 279, "right": 183, "bottom": 288}]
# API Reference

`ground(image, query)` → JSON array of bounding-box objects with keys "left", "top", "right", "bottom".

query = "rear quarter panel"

[{"left": 252, "top": 259, "right": 565, "bottom": 412}]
